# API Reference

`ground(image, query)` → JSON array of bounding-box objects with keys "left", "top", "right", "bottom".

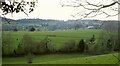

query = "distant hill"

[
  {"left": 1, "top": 17, "right": 119, "bottom": 31},
  {"left": 1, "top": 16, "right": 118, "bottom": 24}
]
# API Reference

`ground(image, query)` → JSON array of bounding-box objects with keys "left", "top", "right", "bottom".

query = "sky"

[{"left": 0, "top": 0, "right": 118, "bottom": 20}]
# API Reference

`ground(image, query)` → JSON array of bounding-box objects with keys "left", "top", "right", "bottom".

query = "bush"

[
  {"left": 106, "top": 39, "right": 113, "bottom": 51},
  {"left": 113, "top": 43, "right": 119, "bottom": 51},
  {"left": 17, "top": 34, "right": 34, "bottom": 55},
  {"left": 29, "top": 27, "right": 35, "bottom": 31},
  {"left": 17, "top": 43, "right": 26, "bottom": 55},
  {"left": 78, "top": 39, "right": 85, "bottom": 52},
  {"left": 87, "top": 44, "right": 98, "bottom": 55},
  {"left": 13, "top": 28, "right": 18, "bottom": 31},
  {"left": 16, "top": 34, "right": 34, "bottom": 63},
  {"left": 47, "top": 43, "right": 56, "bottom": 53},
  {"left": 88, "top": 42, "right": 111, "bottom": 55},
  {"left": 89, "top": 34, "right": 95, "bottom": 43},
  {"left": 59, "top": 40, "right": 76, "bottom": 53},
  {"left": 17, "top": 36, "right": 51, "bottom": 55},
  {"left": 33, "top": 40, "right": 49, "bottom": 54},
  {"left": 113, "top": 37, "right": 119, "bottom": 51}
]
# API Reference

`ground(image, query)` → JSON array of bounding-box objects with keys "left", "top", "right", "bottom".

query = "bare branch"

[
  {"left": 116, "top": 1, "right": 120, "bottom": 5},
  {"left": 101, "top": 10, "right": 120, "bottom": 18},
  {"left": 61, "top": 0, "right": 119, "bottom": 19},
  {"left": 85, "top": 0, "right": 103, "bottom": 7},
  {"left": 98, "top": 1, "right": 117, "bottom": 10},
  {"left": 79, "top": 11, "right": 96, "bottom": 20}
]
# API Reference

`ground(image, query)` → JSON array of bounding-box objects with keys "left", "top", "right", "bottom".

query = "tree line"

[{"left": 2, "top": 33, "right": 119, "bottom": 56}]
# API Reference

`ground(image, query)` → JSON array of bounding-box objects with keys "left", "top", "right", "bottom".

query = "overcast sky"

[{"left": 1, "top": 0, "right": 118, "bottom": 20}]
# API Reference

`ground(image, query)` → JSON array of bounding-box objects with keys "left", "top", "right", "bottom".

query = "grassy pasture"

[
  {"left": 2, "top": 29, "right": 101, "bottom": 49},
  {"left": 2, "top": 29, "right": 119, "bottom": 64}
]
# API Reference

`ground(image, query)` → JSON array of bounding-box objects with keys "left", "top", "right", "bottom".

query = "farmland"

[
  {"left": 2, "top": 29, "right": 119, "bottom": 64},
  {"left": 2, "top": 29, "right": 101, "bottom": 50}
]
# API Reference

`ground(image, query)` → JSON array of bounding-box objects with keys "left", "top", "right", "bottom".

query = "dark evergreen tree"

[
  {"left": 29, "top": 27, "right": 35, "bottom": 31},
  {"left": 78, "top": 39, "right": 85, "bottom": 52},
  {"left": 107, "top": 39, "right": 112, "bottom": 50},
  {"left": 13, "top": 28, "right": 18, "bottom": 31}
]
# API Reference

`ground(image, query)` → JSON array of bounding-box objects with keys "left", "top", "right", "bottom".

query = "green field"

[
  {"left": 3, "top": 29, "right": 119, "bottom": 64},
  {"left": 2, "top": 29, "right": 101, "bottom": 49},
  {"left": 3, "top": 53, "right": 118, "bottom": 64}
]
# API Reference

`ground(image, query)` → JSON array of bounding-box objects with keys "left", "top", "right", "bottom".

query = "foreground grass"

[
  {"left": 39, "top": 53, "right": 118, "bottom": 64},
  {"left": 3, "top": 53, "right": 89, "bottom": 64},
  {"left": 3, "top": 53, "right": 118, "bottom": 64}
]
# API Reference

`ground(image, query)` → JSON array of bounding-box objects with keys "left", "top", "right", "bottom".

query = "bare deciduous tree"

[
  {"left": 60, "top": 0, "right": 119, "bottom": 62},
  {"left": 60, "top": 0, "right": 120, "bottom": 19}
]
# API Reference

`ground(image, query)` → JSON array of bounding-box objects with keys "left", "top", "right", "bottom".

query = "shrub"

[
  {"left": 88, "top": 42, "right": 111, "bottom": 55},
  {"left": 18, "top": 34, "right": 34, "bottom": 54},
  {"left": 87, "top": 44, "right": 98, "bottom": 55},
  {"left": 17, "top": 36, "right": 51, "bottom": 55},
  {"left": 84, "top": 43, "right": 89, "bottom": 53},
  {"left": 113, "top": 42, "right": 119, "bottom": 51},
  {"left": 106, "top": 39, "right": 112, "bottom": 51},
  {"left": 17, "top": 34, "right": 34, "bottom": 63},
  {"left": 59, "top": 40, "right": 76, "bottom": 53},
  {"left": 17, "top": 43, "right": 26, "bottom": 55},
  {"left": 78, "top": 39, "right": 85, "bottom": 52},
  {"left": 47, "top": 43, "right": 56, "bottom": 53},
  {"left": 13, "top": 28, "right": 18, "bottom": 31},
  {"left": 31, "top": 36, "right": 51, "bottom": 54},
  {"left": 113, "top": 37, "right": 119, "bottom": 51},
  {"left": 33, "top": 40, "right": 48, "bottom": 54},
  {"left": 89, "top": 34, "right": 95, "bottom": 43},
  {"left": 29, "top": 27, "right": 35, "bottom": 31}
]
